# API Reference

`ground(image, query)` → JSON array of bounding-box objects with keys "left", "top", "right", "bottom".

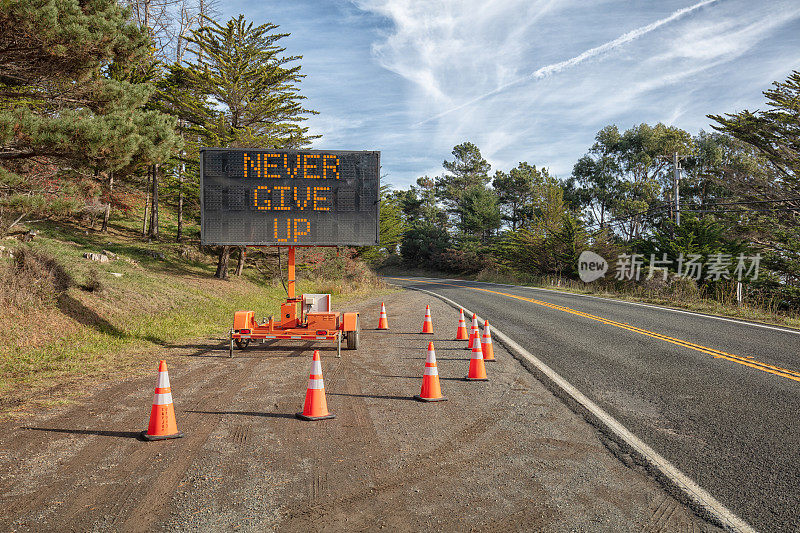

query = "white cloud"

[
  {"left": 354, "top": 0, "right": 565, "bottom": 106},
  {"left": 347, "top": 0, "right": 800, "bottom": 183}
]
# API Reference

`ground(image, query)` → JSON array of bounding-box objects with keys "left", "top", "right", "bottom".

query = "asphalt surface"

[{"left": 387, "top": 276, "right": 800, "bottom": 533}]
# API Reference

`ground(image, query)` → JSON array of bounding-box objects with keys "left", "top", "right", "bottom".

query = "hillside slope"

[{"left": 0, "top": 214, "right": 388, "bottom": 416}]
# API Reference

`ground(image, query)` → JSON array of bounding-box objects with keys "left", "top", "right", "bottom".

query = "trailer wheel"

[
  {"left": 346, "top": 315, "right": 360, "bottom": 350},
  {"left": 235, "top": 339, "right": 250, "bottom": 350}
]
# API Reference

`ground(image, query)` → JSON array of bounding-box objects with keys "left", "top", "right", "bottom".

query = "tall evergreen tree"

[
  {"left": 165, "top": 15, "right": 318, "bottom": 278},
  {"left": 493, "top": 162, "right": 551, "bottom": 230},
  {"left": 456, "top": 185, "right": 501, "bottom": 242},
  {"left": 435, "top": 142, "right": 491, "bottom": 229},
  {"left": 707, "top": 73, "right": 800, "bottom": 306}
]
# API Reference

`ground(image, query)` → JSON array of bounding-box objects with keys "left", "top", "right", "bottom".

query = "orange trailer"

[{"left": 228, "top": 247, "right": 360, "bottom": 357}]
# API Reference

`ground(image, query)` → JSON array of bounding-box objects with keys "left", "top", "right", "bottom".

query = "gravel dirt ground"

[{"left": 0, "top": 289, "right": 721, "bottom": 532}]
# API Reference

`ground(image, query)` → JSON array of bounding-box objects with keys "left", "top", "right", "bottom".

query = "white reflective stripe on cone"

[
  {"left": 308, "top": 378, "right": 325, "bottom": 389},
  {"left": 311, "top": 360, "right": 322, "bottom": 375},
  {"left": 156, "top": 371, "right": 170, "bottom": 389},
  {"left": 424, "top": 366, "right": 439, "bottom": 376},
  {"left": 472, "top": 348, "right": 483, "bottom": 359},
  {"left": 153, "top": 392, "right": 173, "bottom": 405},
  {"left": 426, "top": 351, "right": 436, "bottom": 363}
]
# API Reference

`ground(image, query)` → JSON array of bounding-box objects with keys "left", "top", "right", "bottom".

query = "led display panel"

[{"left": 200, "top": 148, "right": 380, "bottom": 246}]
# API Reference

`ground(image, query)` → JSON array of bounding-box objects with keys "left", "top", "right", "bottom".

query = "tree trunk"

[
  {"left": 215, "top": 246, "right": 231, "bottom": 279},
  {"left": 148, "top": 164, "right": 159, "bottom": 240},
  {"left": 142, "top": 166, "right": 151, "bottom": 237},
  {"left": 101, "top": 171, "right": 114, "bottom": 233},
  {"left": 235, "top": 246, "right": 246, "bottom": 276},
  {"left": 176, "top": 159, "right": 184, "bottom": 242}
]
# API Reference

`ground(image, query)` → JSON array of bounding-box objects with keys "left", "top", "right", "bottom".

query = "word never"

[{"left": 243, "top": 153, "right": 339, "bottom": 180}]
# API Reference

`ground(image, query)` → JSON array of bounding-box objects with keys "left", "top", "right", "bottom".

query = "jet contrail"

[{"left": 415, "top": 0, "right": 719, "bottom": 126}]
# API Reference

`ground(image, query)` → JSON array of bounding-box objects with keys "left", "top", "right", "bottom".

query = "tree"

[
  {"left": 400, "top": 225, "right": 450, "bottom": 267},
  {"left": 634, "top": 215, "right": 746, "bottom": 270},
  {"left": 565, "top": 136, "right": 621, "bottom": 229},
  {"left": 436, "top": 142, "right": 491, "bottom": 228},
  {"left": 168, "top": 15, "right": 318, "bottom": 278},
  {"left": 358, "top": 183, "right": 405, "bottom": 263},
  {"left": 0, "top": 0, "right": 180, "bottom": 234},
  {"left": 707, "top": 71, "right": 800, "bottom": 307},
  {"left": 456, "top": 185, "right": 501, "bottom": 241},
  {"left": 493, "top": 162, "right": 552, "bottom": 230},
  {"left": 567, "top": 123, "right": 692, "bottom": 239},
  {"left": 500, "top": 171, "right": 585, "bottom": 278},
  {"left": 709, "top": 70, "right": 800, "bottom": 183}
]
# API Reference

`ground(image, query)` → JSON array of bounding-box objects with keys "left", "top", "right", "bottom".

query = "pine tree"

[
  {"left": 493, "top": 162, "right": 550, "bottom": 230},
  {"left": 435, "top": 142, "right": 491, "bottom": 229},
  {"left": 163, "top": 15, "right": 318, "bottom": 278},
  {"left": 0, "top": 0, "right": 181, "bottom": 233}
]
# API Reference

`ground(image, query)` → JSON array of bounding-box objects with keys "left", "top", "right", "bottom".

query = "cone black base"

[
  {"left": 296, "top": 413, "right": 336, "bottom": 421},
  {"left": 141, "top": 430, "right": 184, "bottom": 441},
  {"left": 464, "top": 376, "right": 489, "bottom": 381},
  {"left": 414, "top": 395, "right": 448, "bottom": 402}
]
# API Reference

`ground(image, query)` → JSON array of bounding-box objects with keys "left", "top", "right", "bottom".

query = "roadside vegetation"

[
  {"left": 0, "top": 209, "right": 388, "bottom": 415},
  {"left": 379, "top": 71, "right": 800, "bottom": 326},
  {"left": 0, "top": 0, "right": 394, "bottom": 415}
]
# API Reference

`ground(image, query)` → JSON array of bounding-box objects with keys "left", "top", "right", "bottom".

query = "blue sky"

[{"left": 221, "top": 0, "right": 800, "bottom": 189}]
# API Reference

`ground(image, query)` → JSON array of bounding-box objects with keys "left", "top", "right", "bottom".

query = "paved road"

[{"left": 387, "top": 276, "right": 800, "bottom": 533}]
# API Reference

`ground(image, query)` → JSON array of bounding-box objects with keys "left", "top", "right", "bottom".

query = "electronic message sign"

[{"left": 200, "top": 148, "right": 380, "bottom": 246}]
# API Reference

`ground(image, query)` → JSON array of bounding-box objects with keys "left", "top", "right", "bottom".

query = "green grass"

[{"left": 0, "top": 209, "right": 392, "bottom": 415}]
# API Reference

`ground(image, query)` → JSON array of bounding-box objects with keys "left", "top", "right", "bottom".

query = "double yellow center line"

[{"left": 390, "top": 277, "right": 800, "bottom": 383}]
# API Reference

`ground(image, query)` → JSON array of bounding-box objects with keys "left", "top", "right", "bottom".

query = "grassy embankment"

[
  {"left": 380, "top": 266, "right": 800, "bottom": 330},
  {"left": 0, "top": 208, "right": 391, "bottom": 417}
]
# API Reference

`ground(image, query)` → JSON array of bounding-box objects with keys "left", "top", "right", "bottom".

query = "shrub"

[
  {"left": 82, "top": 266, "right": 103, "bottom": 292},
  {"left": 0, "top": 247, "right": 73, "bottom": 308}
]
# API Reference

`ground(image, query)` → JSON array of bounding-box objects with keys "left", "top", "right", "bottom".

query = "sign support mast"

[{"left": 287, "top": 246, "right": 296, "bottom": 299}]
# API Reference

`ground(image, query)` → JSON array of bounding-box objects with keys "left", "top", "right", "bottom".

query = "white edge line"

[
  {"left": 397, "top": 276, "right": 800, "bottom": 337},
  {"left": 404, "top": 284, "right": 756, "bottom": 533}
]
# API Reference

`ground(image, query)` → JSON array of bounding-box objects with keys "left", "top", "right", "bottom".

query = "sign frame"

[{"left": 199, "top": 147, "right": 380, "bottom": 247}]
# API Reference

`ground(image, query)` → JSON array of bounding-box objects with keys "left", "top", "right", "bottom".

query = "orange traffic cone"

[
  {"left": 378, "top": 302, "right": 389, "bottom": 330},
  {"left": 415, "top": 342, "right": 447, "bottom": 402},
  {"left": 142, "top": 360, "right": 183, "bottom": 441},
  {"left": 297, "top": 350, "right": 335, "bottom": 421},
  {"left": 422, "top": 305, "right": 434, "bottom": 334},
  {"left": 467, "top": 314, "right": 479, "bottom": 350},
  {"left": 466, "top": 335, "right": 488, "bottom": 381},
  {"left": 455, "top": 308, "right": 468, "bottom": 340},
  {"left": 481, "top": 320, "right": 495, "bottom": 361}
]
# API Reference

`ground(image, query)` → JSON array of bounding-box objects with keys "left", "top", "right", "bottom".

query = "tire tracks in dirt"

[
  {"left": 0, "top": 357, "right": 230, "bottom": 528},
  {"left": 2, "top": 351, "right": 261, "bottom": 532},
  {"left": 110, "top": 355, "right": 263, "bottom": 532},
  {"left": 278, "top": 409, "right": 499, "bottom": 530}
]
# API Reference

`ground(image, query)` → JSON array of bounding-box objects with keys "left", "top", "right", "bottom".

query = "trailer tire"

[
  {"left": 235, "top": 339, "right": 250, "bottom": 350},
  {"left": 346, "top": 315, "right": 360, "bottom": 350}
]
